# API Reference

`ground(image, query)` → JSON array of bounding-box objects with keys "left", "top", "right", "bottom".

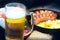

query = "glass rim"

[{"left": 5, "top": 2, "right": 26, "bottom": 9}]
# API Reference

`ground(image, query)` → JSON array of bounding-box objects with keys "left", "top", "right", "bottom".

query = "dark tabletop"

[{"left": 0, "top": 26, "right": 5, "bottom": 40}]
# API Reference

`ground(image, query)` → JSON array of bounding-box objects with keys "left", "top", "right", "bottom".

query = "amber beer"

[{"left": 5, "top": 3, "right": 26, "bottom": 40}]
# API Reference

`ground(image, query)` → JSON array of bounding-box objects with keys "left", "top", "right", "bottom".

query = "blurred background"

[{"left": 0, "top": 0, "right": 60, "bottom": 9}]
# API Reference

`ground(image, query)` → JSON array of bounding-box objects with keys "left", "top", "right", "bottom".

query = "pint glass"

[{"left": 5, "top": 3, "right": 26, "bottom": 40}]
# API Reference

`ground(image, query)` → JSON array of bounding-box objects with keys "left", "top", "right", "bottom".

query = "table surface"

[{"left": 27, "top": 30, "right": 52, "bottom": 40}]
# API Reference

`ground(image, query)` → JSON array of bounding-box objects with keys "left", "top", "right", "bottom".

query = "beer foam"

[{"left": 5, "top": 7, "right": 26, "bottom": 19}]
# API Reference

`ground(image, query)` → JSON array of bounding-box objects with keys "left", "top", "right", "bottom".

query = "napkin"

[{"left": 27, "top": 30, "right": 52, "bottom": 40}]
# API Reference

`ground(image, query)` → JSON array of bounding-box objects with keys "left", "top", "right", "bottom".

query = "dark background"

[
  {"left": 0, "top": 0, "right": 60, "bottom": 40},
  {"left": 0, "top": 0, "right": 60, "bottom": 9}
]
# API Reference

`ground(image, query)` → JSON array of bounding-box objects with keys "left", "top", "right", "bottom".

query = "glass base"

[{"left": 6, "top": 36, "right": 24, "bottom": 40}]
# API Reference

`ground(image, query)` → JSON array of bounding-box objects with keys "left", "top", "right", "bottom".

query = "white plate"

[{"left": 0, "top": 8, "right": 5, "bottom": 29}]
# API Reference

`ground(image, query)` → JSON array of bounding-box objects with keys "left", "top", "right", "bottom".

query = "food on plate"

[
  {"left": 24, "top": 29, "right": 29, "bottom": 35},
  {"left": 33, "top": 10, "right": 57, "bottom": 24},
  {"left": 37, "top": 20, "right": 60, "bottom": 29},
  {"left": 24, "top": 25, "right": 32, "bottom": 36},
  {"left": 0, "top": 13, "right": 5, "bottom": 19}
]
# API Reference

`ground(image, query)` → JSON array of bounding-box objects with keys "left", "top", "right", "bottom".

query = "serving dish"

[{"left": 28, "top": 8, "right": 60, "bottom": 35}]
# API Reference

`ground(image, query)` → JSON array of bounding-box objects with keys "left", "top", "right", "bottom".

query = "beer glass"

[{"left": 5, "top": 3, "right": 26, "bottom": 40}]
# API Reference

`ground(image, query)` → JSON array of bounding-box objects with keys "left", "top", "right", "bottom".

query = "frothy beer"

[{"left": 5, "top": 7, "right": 26, "bottom": 40}]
